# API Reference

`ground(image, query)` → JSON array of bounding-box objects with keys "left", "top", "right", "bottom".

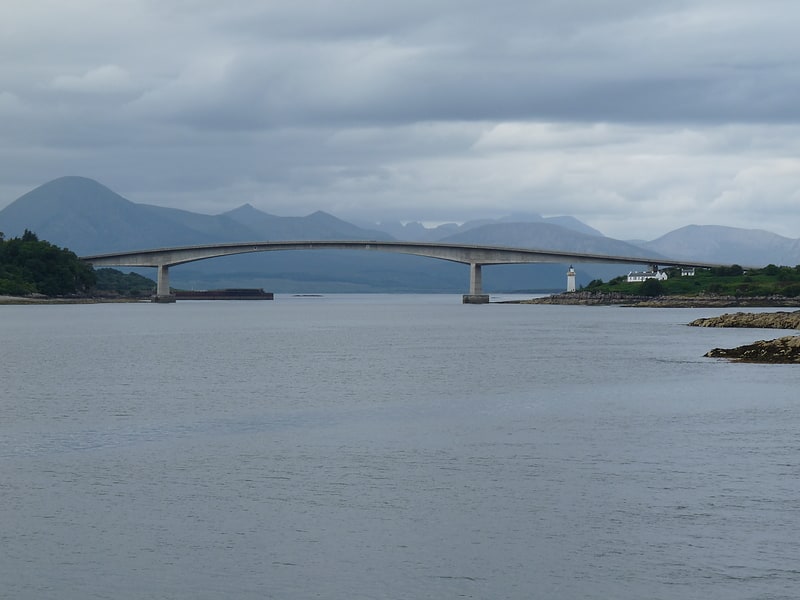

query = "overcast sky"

[{"left": 1, "top": 0, "right": 799, "bottom": 240}]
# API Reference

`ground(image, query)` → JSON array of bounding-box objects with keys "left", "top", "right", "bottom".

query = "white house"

[
  {"left": 681, "top": 267, "right": 695, "bottom": 277},
  {"left": 626, "top": 270, "right": 668, "bottom": 283}
]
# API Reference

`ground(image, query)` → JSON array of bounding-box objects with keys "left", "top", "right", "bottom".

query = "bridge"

[{"left": 81, "top": 240, "right": 725, "bottom": 303}]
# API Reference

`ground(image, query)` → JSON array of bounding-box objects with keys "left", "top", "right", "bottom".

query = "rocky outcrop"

[
  {"left": 689, "top": 310, "right": 800, "bottom": 363},
  {"left": 521, "top": 293, "right": 800, "bottom": 307},
  {"left": 520, "top": 291, "right": 646, "bottom": 305},
  {"left": 705, "top": 336, "right": 800, "bottom": 363},
  {"left": 689, "top": 311, "right": 800, "bottom": 329},
  {"left": 633, "top": 296, "right": 800, "bottom": 308}
]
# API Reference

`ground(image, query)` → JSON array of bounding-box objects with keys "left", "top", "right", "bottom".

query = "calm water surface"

[{"left": 1, "top": 295, "right": 799, "bottom": 599}]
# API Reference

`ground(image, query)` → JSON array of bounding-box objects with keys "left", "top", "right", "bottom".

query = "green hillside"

[
  {"left": 584, "top": 265, "right": 800, "bottom": 297},
  {"left": 0, "top": 230, "right": 96, "bottom": 296},
  {"left": 93, "top": 268, "right": 156, "bottom": 297}
]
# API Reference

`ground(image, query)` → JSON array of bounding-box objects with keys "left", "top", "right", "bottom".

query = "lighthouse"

[{"left": 566, "top": 265, "right": 576, "bottom": 292}]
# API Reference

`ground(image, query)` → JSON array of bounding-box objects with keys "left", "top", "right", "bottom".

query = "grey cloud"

[
  {"left": 112, "top": 1, "right": 800, "bottom": 130},
  {"left": 1, "top": 0, "right": 799, "bottom": 240}
]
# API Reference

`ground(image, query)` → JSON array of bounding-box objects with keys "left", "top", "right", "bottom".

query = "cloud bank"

[{"left": 1, "top": 0, "right": 799, "bottom": 239}]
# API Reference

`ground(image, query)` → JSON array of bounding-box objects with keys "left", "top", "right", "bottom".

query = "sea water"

[{"left": 1, "top": 295, "right": 798, "bottom": 599}]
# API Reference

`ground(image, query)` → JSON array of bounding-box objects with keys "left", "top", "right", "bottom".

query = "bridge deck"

[{"left": 82, "top": 240, "right": 732, "bottom": 303}]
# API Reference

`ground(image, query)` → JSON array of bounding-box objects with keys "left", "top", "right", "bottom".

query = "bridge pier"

[
  {"left": 462, "top": 263, "right": 490, "bottom": 304},
  {"left": 154, "top": 264, "right": 176, "bottom": 303}
]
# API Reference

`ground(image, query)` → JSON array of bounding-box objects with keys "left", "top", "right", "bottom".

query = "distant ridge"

[
  {"left": 3, "top": 176, "right": 799, "bottom": 292},
  {"left": 0, "top": 176, "right": 245, "bottom": 253},
  {"left": 223, "top": 205, "right": 393, "bottom": 241},
  {"left": 638, "top": 225, "right": 800, "bottom": 266},
  {"left": 369, "top": 212, "right": 604, "bottom": 241},
  {"left": 0, "top": 177, "right": 394, "bottom": 254},
  {"left": 440, "top": 222, "right": 658, "bottom": 258}
]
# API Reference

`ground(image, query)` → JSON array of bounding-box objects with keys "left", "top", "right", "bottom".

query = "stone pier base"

[
  {"left": 462, "top": 294, "right": 490, "bottom": 304},
  {"left": 152, "top": 294, "right": 177, "bottom": 303}
]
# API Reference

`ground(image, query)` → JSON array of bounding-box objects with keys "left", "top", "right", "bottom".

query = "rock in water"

[
  {"left": 705, "top": 335, "right": 800, "bottom": 363},
  {"left": 689, "top": 310, "right": 800, "bottom": 329}
]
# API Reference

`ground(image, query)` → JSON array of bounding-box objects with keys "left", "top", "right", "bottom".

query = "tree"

[
  {"left": 639, "top": 278, "right": 664, "bottom": 297},
  {"left": 584, "top": 279, "right": 604, "bottom": 290}
]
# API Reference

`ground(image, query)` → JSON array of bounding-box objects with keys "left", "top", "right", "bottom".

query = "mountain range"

[{"left": 2, "top": 176, "right": 798, "bottom": 292}]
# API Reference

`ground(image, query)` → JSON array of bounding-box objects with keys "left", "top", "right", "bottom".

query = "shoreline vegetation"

[{"left": 0, "top": 294, "right": 147, "bottom": 305}]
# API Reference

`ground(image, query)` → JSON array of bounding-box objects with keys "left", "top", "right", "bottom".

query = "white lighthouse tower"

[{"left": 566, "top": 265, "right": 576, "bottom": 292}]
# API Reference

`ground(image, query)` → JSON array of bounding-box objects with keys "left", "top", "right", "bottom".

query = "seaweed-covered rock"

[
  {"left": 705, "top": 335, "right": 800, "bottom": 363},
  {"left": 689, "top": 311, "right": 800, "bottom": 329}
]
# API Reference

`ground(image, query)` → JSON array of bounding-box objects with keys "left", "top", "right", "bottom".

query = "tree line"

[
  {"left": 0, "top": 230, "right": 96, "bottom": 296},
  {"left": 1, "top": 230, "right": 156, "bottom": 298}
]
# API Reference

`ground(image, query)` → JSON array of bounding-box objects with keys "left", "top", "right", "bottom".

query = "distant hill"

[
  {"left": 638, "top": 225, "right": 800, "bottom": 267},
  {"left": 224, "top": 204, "right": 392, "bottom": 241},
  {"left": 441, "top": 222, "right": 657, "bottom": 257},
  {"left": 369, "top": 212, "right": 604, "bottom": 241},
  {"left": 0, "top": 177, "right": 251, "bottom": 254},
  {"left": 0, "top": 177, "right": 472, "bottom": 292},
  {"left": 4, "top": 177, "right": 796, "bottom": 293},
  {"left": 0, "top": 177, "right": 394, "bottom": 255}
]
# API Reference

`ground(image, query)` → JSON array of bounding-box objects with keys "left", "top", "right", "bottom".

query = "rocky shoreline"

[
  {"left": 520, "top": 291, "right": 800, "bottom": 308},
  {"left": 688, "top": 310, "right": 800, "bottom": 363},
  {"left": 0, "top": 294, "right": 145, "bottom": 305},
  {"left": 688, "top": 310, "right": 800, "bottom": 329}
]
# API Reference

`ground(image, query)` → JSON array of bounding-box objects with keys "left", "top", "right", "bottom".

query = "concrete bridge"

[{"left": 81, "top": 240, "right": 724, "bottom": 303}]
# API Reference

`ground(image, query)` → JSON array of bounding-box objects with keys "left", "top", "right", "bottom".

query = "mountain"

[
  {"left": 441, "top": 222, "right": 657, "bottom": 257},
  {"left": 368, "top": 220, "right": 463, "bottom": 241},
  {"left": 638, "top": 225, "right": 800, "bottom": 267},
  {"left": 535, "top": 216, "right": 604, "bottom": 237},
  {"left": 367, "top": 212, "right": 604, "bottom": 241},
  {"left": 0, "top": 177, "right": 254, "bottom": 254},
  {"left": 224, "top": 204, "right": 392, "bottom": 241},
  {"left": 0, "top": 177, "right": 473, "bottom": 292},
  {"left": 5, "top": 176, "right": 795, "bottom": 294},
  {"left": 0, "top": 177, "right": 393, "bottom": 255}
]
